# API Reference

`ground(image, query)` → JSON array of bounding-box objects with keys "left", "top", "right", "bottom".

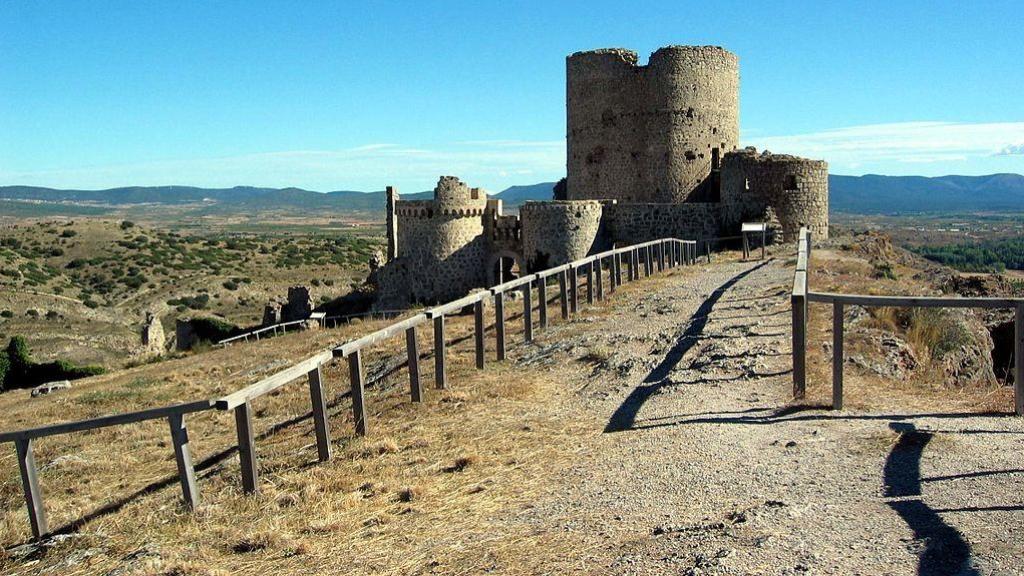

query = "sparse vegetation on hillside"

[
  {"left": 911, "top": 236, "right": 1024, "bottom": 272},
  {"left": 0, "top": 218, "right": 384, "bottom": 367}
]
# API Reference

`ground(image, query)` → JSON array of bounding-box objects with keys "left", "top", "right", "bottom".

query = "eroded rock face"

[
  {"left": 262, "top": 301, "right": 283, "bottom": 326},
  {"left": 282, "top": 286, "right": 313, "bottom": 322},
  {"left": 848, "top": 329, "right": 919, "bottom": 381},
  {"left": 31, "top": 380, "right": 71, "bottom": 397},
  {"left": 938, "top": 308, "right": 998, "bottom": 388},
  {"left": 140, "top": 313, "right": 165, "bottom": 354},
  {"left": 175, "top": 318, "right": 195, "bottom": 351}
]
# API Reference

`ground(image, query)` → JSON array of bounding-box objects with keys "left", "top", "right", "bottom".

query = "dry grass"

[{"left": 0, "top": 278, "right": 607, "bottom": 575}]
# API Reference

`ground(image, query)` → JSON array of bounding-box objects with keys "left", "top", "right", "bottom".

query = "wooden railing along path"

[
  {"left": 789, "top": 227, "right": 1023, "bottom": 414},
  {"left": 1, "top": 237, "right": 698, "bottom": 540}
]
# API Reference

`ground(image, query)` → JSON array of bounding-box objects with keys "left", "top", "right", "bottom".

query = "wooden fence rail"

[
  {"left": 1, "top": 237, "right": 698, "bottom": 540},
  {"left": 789, "top": 227, "right": 1023, "bottom": 414}
]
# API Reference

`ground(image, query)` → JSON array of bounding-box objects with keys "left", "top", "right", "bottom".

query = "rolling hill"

[{"left": 3, "top": 173, "right": 1023, "bottom": 215}]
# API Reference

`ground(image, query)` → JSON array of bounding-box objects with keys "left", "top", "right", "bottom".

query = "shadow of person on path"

[
  {"left": 884, "top": 422, "right": 980, "bottom": 576},
  {"left": 605, "top": 260, "right": 772, "bottom": 433}
]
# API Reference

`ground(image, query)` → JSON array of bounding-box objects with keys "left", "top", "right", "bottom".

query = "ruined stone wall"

[
  {"left": 604, "top": 202, "right": 722, "bottom": 245},
  {"left": 720, "top": 148, "right": 829, "bottom": 240},
  {"left": 566, "top": 45, "right": 739, "bottom": 203},
  {"left": 519, "top": 201, "right": 608, "bottom": 271}
]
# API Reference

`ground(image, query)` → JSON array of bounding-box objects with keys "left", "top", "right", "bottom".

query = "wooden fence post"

[
  {"left": 538, "top": 278, "right": 549, "bottom": 329},
  {"left": 495, "top": 291, "right": 506, "bottom": 360},
  {"left": 1016, "top": 303, "right": 1023, "bottom": 416},
  {"left": 433, "top": 316, "right": 447, "bottom": 389},
  {"left": 307, "top": 365, "right": 332, "bottom": 461},
  {"left": 833, "top": 302, "right": 844, "bottom": 410},
  {"left": 613, "top": 253, "right": 621, "bottom": 288},
  {"left": 15, "top": 439, "right": 48, "bottom": 539},
  {"left": 657, "top": 243, "right": 665, "bottom": 272},
  {"left": 473, "top": 300, "right": 486, "bottom": 368},
  {"left": 632, "top": 249, "right": 640, "bottom": 281},
  {"left": 644, "top": 246, "right": 652, "bottom": 277},
  {"left": 234, "top": 401, "right": 259, "bottom": 493},
  {"left": 347, "top": 350, "right": 367, "bottom": 436},
  {"left": 792, "top": 293, "right": 807, "bottom": 399},
  {"left": 168, "top": 413, "right": 200, "bottom": 508},
  {"left": 406, "top": 327, "right": 424, "bottom": 399},
  {"left": 596, "top": 258, "right": 604, "bottom": 301},
  {"left": 522, "top": 282, "right": 534, "bottom": 342},
  {"left": 586, "top": 262, "right": 595, "bottom": 304},
  {"left": 558, "top": 270, "right": 569, "bottom": 319},
  {"left": 569, "top": 266, "right": 579, "bottom": 314},
  {"left": 706, "top": 241, "right": 711, "bottom": 264}
]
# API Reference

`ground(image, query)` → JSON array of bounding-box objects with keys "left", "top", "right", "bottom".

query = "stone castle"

[{"left": 370, "top": 45, "right": 829, "bottom": 307}]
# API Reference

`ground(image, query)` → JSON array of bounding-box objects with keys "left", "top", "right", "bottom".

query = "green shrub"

[
  {"left": 4, "top": 336, "right": 33, "bottom": 388},
  {"left": 187, "top": 316, "right": 242, "bottom": 344},
  {"left": 0, "top": 336, "right": 105, "bottom": 391},
  {"left": 60, "top": 229, "right": 77, "bottom": 238},
  {"left": 120, "top": 220, "right": 136, "bottom": 230},
  {"left": 872, "top": 261, "right": 897, "bottom": 280},
  {"left": 0, "top": 310, "right": 12, "bottom": 318},
  {"left": 0, "top": 353, "right": 8, "bottom": 391}
]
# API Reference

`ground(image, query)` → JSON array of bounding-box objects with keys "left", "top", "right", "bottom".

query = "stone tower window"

[
  {"left": 785, "top": 175, "right": 798, "bottom": 190},
  {"left": 744, "top": 178, "right": 751, "bottom": 191},
  {"left": 711, "top": 147, "right": 721, "bottom": 170}
]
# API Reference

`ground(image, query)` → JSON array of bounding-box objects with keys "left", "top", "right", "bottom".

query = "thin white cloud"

[
  {"left": 997, "top": 143, "right": 1024, "bottom": 156},
  {"left": 4, "top": 121, "right": 1023, "bottom": 190},
  {"left": 747, "top": 121, "right": 1024, "bottom": 169},
  {"left": 0, "top": 141, "right": 567, "bottom": 192}
]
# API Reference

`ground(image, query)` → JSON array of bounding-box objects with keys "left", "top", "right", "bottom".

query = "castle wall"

[
  {"left": 566, "top": 46, "right": 739, "bottom": 203},
  {"left": 604, "top": 203, "right": 721, "bottom": 245},
  {"left": 519, "top": 201, "right": 608, "bottom": 271},
  {"left": 372, "top": 176, "right": 490, "bottom": 306},
  {"left": 721, "top": 148, "right": 829, "bottom": 240}
]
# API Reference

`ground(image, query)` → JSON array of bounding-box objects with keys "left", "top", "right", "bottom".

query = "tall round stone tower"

[{"left": 566, "top": 45, "right": 740, "bottom": 203}]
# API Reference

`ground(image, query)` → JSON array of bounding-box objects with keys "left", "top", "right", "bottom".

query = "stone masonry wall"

[
  {"left": 375, "top": 176, "right": 489, "bottom": 306},
  {"left": 519, "top": 201, "right": 608, "bottom": 271},
  {"left": 566, "top": 46, "right": 739, "bottom": 203},
  {"left": 605, "top": 202, "right": 722, "bottom": 245},
  {"left": 720, "top": 147, "right": 829, "bottom": 240}
]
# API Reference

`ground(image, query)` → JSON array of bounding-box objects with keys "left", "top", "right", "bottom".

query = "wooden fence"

[
  {"left": 789, "top": 227, "right": 1023, "bottom": 414},
  {"left": 1, "top": 237, "right": 698, "bottom": 540}
]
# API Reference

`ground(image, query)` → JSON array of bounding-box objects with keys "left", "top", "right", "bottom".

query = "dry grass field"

[{"left": 0, "top": 290, "right": 599, "bottom": 575}]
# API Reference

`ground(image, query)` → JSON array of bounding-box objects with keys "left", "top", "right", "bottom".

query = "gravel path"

[{"left": 515, "top": 258, "right": 1023, "bottom": 575}]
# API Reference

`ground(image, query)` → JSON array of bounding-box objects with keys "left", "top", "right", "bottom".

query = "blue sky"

[{"left": 2, "top": 1, "right": 1023, "bottom": 192}]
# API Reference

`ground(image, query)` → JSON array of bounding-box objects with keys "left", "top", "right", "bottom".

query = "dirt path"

[{"left": 513, "top": 258, "right": 1023, "bottom": 575}]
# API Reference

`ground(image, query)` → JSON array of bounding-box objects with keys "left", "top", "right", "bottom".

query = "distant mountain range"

[
  {"left": 828, "top": 173, "right": 1024, "bottom": 213},
  {"left": 3, "top": 173, "right": 1023, "bottom": 215}
]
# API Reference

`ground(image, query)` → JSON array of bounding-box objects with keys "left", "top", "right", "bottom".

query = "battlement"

[
  {"left": 433, "top": 175, "right": 488, "bottom": 212},
  {"left": 519, "top": 200, "right": 604, "bottom": 213}
]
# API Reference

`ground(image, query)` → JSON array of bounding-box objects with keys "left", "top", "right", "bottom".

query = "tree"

[
  {"left": 4, "top": 336, "right": 32, "bottom": 388},
  {"left": 553, "top": 177, "right": 568, "bottom": 200},
  {"left": 0, "top": 353, "right": 8, "bottom": 392}
]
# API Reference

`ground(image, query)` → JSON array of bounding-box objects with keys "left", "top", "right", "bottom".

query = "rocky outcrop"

[
  {"left": 282, "top": 286, "right": 313, "bottom": 322},
  {"left": 140, "top": 312, "right": 165, "bottom": 354},
  {"left": 30, "top": 380, "right": 71, "bottom": 397}
]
